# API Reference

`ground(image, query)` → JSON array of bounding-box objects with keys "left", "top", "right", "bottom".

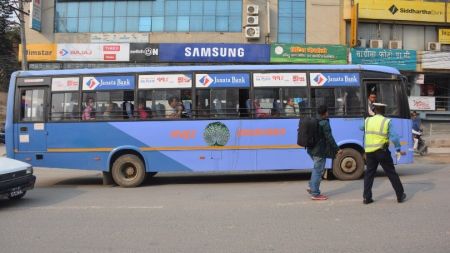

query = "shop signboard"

[
  {"left": 90, "top": 33, "right": 148, "bottom": 43},
  {"left": 57, "top": 44, "right": 130, "bottom": 62},
  {"left": 309, "top": 73, "right": 360, "bottom": 87},
  {"left": 421, "top": 51, "right": 450, "bottom": 69},
  {"left": 253, "top": 73, "right": 307, "bottom": 87},
  {"left": 270, "top": 44, "right": 348, "bottom": 64},
  {"left": 130, "top": 43, "right": 159, "bottom": 62},
  {"left": 159, "top": 44, "right": 270, "bottom": 63},
  {"left": 351, "top": 48, "right": 417, "bottom": 71},
  {"left": 18, "top": 44, "right": 57, "bottom": 62},
  {"left": 357, "top": 0, "right": 445, "bottom": 23},
  {"left": 438, "top": 29, "right": 450, "bottom": 44},
  {"left": 29, "top": 0, "right": 42, "bottom": 31},
  {"left": 195, "top": 73, "right": 250, "bottom": 88},
  {"left": 408, "top": 96, "right": 435, "bottom": 111}
]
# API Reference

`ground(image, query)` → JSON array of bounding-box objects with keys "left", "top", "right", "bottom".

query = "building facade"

[
  {"left": 21, "top": 0, "right": 450, "bottom": 119},
  {"left": 344, "top": 0, "right": 450, "bottom": 119}
]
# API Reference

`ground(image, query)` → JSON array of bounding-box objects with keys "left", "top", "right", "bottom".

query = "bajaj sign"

[{"left": 358, "top": 0, "right": 446, "bottom": 23}]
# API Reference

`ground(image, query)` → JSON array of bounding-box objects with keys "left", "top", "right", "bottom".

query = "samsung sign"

[{"left": 159, "top": 44, "right": 270, "bottom": 63}]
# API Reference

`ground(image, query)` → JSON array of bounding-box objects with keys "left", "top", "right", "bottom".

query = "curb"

[{"left": 427, "top": 147, "right": 450, "bottom": 154}]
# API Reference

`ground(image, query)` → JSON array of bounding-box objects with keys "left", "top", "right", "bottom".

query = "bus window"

[
  {"left": 336, "top": 87, "right": 362, "bottom": 116},
  {"left": 51, "top": 92, "right": 79, "bottom": 121},
  {"left": 211, "top": 89, "right": 239, "bottom": 118},
  {"left": 20, "top": 89, "right": 45, "bottom": 122},
  {"left": 254, "top": 88, "right": 279, "bottom": 118},
  {"left": 82, "top": 91, "right": 134, "bottom": 121},
  {"left": 137, "top": 89, "right": 192, "bottom": 119},
  {"left": 282, "top": 87, "right": 308, "bottom": 117},
  {"left": 311, "top": 87, "right": 362, "bottom": 117},
  {"left": 196, "top": 89, "right": 242, "bottom": 118},
  {"left": 196, "top": 89, "right": 210, "bottom": 118},
  {"left": 366, "top": 81, "right": 401, "bottom": 117}
]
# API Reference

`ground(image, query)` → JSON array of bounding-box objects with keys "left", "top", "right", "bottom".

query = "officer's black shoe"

[
  {"left": 397, "top": 193, "right": 407, "bottom": 203},
  {"left": 363, "top": 198, "right": 374, "bottom": 205}
]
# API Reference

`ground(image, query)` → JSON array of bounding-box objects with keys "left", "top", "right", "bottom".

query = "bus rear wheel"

[
  {"left": 112, "top": 154, "right": 146, "bottom": 187},
  {"left": 332, "top": 148, "right": 364, "bottom": 180}
]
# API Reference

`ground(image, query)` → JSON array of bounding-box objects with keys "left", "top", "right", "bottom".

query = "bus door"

[
  {"left": 364, "top": 79, "right": 410, "bottom": 164},
  {"left": 16, "top": 81, "right": 50, "bottom": 153}
]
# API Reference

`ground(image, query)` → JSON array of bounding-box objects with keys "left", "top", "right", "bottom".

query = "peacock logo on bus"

[
  {"left": 203, "top": 122, "right": 230, "bottom": 146},
  {"left": 198, "top": 74, "right": 214, "bottom": 87}
]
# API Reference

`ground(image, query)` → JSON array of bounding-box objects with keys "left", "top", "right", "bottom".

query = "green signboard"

[
  {"left": 270, "top": 44, "right": 348, "bottom": 64},
  {"left": 351, "top": 48, "right": 417, "bottom": 71}
]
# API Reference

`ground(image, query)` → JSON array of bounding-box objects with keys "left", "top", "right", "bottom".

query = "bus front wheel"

[
  {"left": 332, "top": 148, "right": 364, "bottom": 180},
  {"left": 112, "top": 154, "right": 146, "bottom": 187}
]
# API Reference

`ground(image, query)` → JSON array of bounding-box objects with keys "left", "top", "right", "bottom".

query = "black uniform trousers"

[{"left": 363, "top": 148, "right": 404, "bottom": 200}]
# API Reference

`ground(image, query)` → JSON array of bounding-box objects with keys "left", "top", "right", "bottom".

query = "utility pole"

[{"left": 18, "top": 0, "right": 28, "bottom": 70}]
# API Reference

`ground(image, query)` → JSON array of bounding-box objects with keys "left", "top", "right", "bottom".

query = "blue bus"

[{"left": 5, "top": 65, "right": 413, "bottom": 187}]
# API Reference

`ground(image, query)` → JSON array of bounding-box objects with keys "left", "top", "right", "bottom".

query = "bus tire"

[
  {"left": 111, "top": 154, "right": 146, "bottom": 187},
  {"left": 332, "top": 148, "right": 364, "bottom": 180}
]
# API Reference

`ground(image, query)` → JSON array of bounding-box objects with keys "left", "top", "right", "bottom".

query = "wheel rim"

[
  {"left": 340, "top": 156, "right": 357, "bottom": 174},
  {"left": 120, "top": 162, "right": 138, "bottom": 180}
]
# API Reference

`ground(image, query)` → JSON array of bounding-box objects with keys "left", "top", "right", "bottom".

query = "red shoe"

[{"left": 311, "top": 194, "right": 328, "bottom": 200}]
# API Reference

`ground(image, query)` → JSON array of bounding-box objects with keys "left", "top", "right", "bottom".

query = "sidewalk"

[{"left": 422, "top": 134, "right": 450, "bottom": 154}]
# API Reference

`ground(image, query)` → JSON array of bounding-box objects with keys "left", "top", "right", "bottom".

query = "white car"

[{"left": 0, "top": 157, "right": 36, "bottom": 200}]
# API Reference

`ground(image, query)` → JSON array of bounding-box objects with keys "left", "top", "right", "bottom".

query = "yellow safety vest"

[{"left": 364, "top": 114, "right": 390, "bottom": 153}]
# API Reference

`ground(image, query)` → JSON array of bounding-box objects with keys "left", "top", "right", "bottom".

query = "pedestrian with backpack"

[{"left": 304, "top": 105, "right": 342, "bottom": 200}]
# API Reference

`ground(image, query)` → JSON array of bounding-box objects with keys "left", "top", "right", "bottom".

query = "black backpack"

[{"left": 297, "top": 117, "right": 320, "bottom": 148}]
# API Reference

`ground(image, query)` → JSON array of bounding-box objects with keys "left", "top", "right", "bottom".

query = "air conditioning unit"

[
  {"left": 369, "top": 39, "right": 383, "bottom": 49},
  {"left": 246, "top": 16, "right": 259, "bottom": 26},
  {"left": 245, "top": 26, "right": 260, "bottom": 39},
  {"left": 388, "top": 40, "right": 403, "bottom": 49},
  {"left": 356, "top": 39, "right": 366, "bottom": 48},
  {"left": 427, "top": 42, "right": 441, "bottom": 51},
  {"left": 247, "top": 4, "right": 259, "bottom": 15}
]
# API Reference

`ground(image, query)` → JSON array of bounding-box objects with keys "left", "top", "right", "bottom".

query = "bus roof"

[{"left": 14, "top": 64, "right": 400, "bottom": 77}]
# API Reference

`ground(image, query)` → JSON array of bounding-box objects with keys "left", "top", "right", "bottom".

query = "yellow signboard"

[
  {"left": 357, "top": 0, "right": 445, "bottom": 23},
  {"left": 439, "top": 29, "right": 450, "bottom": 44},
  {"left": 18, "top": 44, "right": 57, "bottom": 62}
]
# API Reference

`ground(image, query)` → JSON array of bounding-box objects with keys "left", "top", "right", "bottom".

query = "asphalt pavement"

[{"left": 1, "top": 144, "right": 450, "bottom": 253}]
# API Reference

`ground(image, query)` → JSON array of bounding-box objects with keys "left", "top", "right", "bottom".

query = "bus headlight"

[{"left": 26, "top": 167, "right": 33, "bottom": 174}]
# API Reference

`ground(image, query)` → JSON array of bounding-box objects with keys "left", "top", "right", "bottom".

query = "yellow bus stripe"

[
  {"left": 38, "top": 142, "right": 410, "bottom": 153},
  {"left": 46, "top": 145, "right": 302, "bottom": 152}
]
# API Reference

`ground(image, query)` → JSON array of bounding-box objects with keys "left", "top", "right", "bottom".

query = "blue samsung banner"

[
  {"left": 159, "top": 43, "right": 270, "bottom": 63},
  {"left": 195, "top": 73, "right": 250, "bottom": 88},
  {"left": 82, "top": 76, "right": 135, "bottom": 90},
  {"left": 309, "top": 73, "right": 360, "bottom": 87}
]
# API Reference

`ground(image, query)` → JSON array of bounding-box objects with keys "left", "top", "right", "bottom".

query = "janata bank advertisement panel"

[{"left": 57, "top": 44, "right": 130, "bottom": 62}]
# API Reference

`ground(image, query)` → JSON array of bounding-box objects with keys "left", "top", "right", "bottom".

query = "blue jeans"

[{"left": 309, "top": 156, "right": 326, "bottom": 196}]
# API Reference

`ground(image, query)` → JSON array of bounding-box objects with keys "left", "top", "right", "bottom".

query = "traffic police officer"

[{"left": 363, "top": 103, "right": 407, "bottom": 204}]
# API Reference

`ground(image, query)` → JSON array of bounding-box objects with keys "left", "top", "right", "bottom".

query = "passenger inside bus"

[
  {"left": 102, "top": 103, "right": 114, "bottom": 120},
  {"left": 82, "top": 97, "right": 96, "bottom": 120},
  {"left": 284, "top": 98, "right": 297, "bottom": 117},
  {"left": 254, "top": 99, "right": 270, "bottom": 118},
  {"left": 122, "top": 100, "right": 134, "bottom": 119},
  {"left": 167, "top": 96, "right": 184, "bottom": 118},
  {"left": 137, "top": 102, "right": 152, "bottom": 119}
]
